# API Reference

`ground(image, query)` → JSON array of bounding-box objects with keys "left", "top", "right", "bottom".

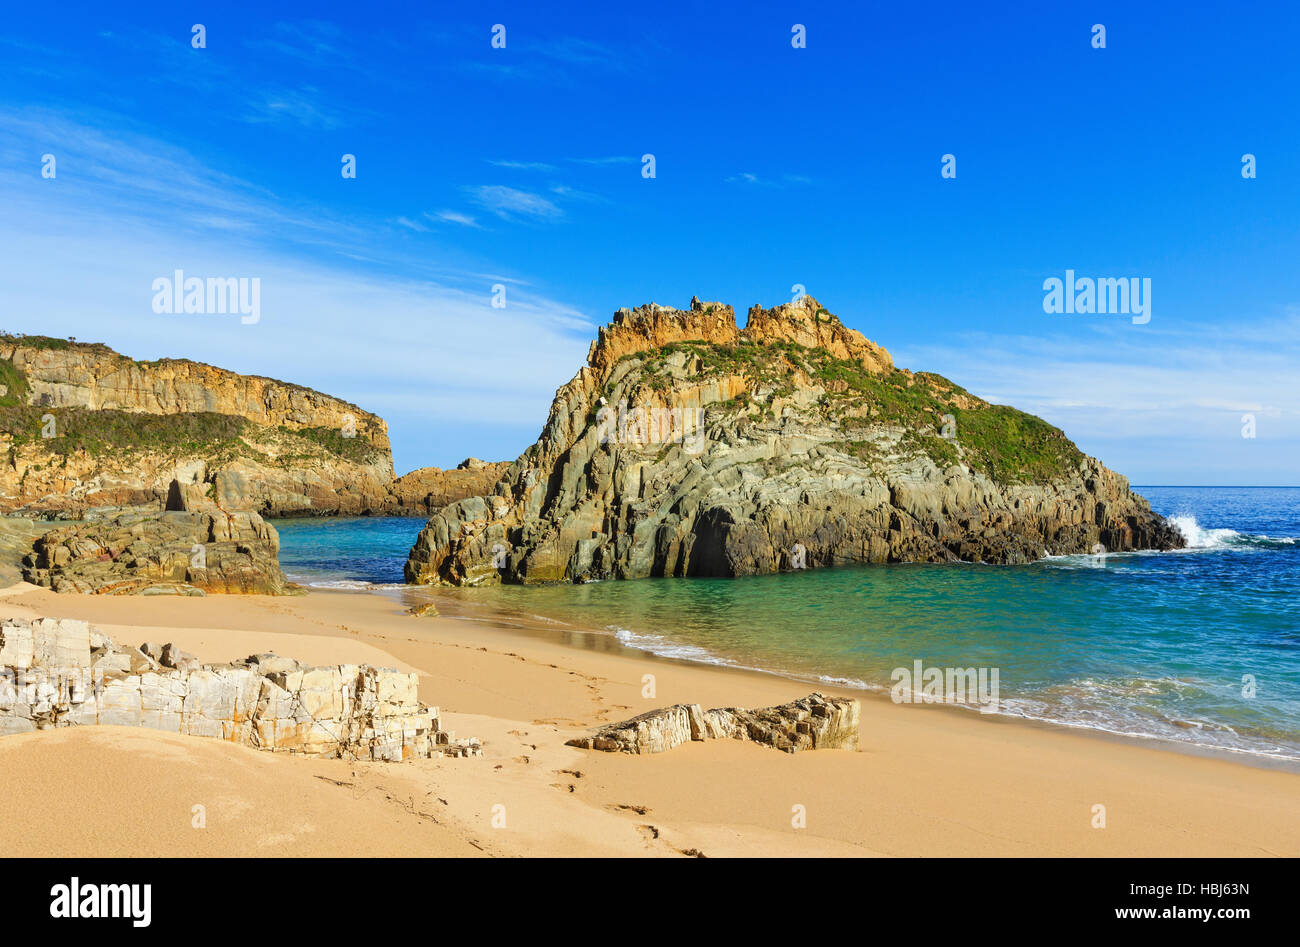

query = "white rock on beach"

[{"left": 0, "top": 616, "right": 478, "bottom": 761}]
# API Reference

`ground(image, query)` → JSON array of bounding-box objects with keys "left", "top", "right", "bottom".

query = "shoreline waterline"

[
  {"left": 259, "top": 579, "right": 1300, "bottom": 774},
  {"left": 275, "top": 485, "right": 1300, "bottom": 770}
]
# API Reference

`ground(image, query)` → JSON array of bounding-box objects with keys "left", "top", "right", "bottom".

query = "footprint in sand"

[{"left": 608, "top": 803, "right": 651, "bottom": 815}]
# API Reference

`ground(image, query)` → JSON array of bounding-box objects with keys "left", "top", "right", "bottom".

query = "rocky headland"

[
  {"left": 406, "top": 295, "right": 1182, "bottom": 585},
  {"left": 0, "top": 335, "right": 394, "bottom": 517},
  {"left": 0, "top": 335, "right": 503, "bottom": 519}
]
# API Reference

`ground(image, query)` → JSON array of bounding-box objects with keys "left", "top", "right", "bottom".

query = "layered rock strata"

[
  {"left": 566, "top": 692, "right": 861, "bottom": 755},
  {"left": 0, "top": 335, "right": 393, "bottom": 517},
  {"left": 0, "top": 336, "right": 516, "bottom": 519},
  {"left": 407, "top": 295, "right": 1182, "bottom": 585},
  {"left": 0, "top": 617, "right": 481, "bottom": 760}
]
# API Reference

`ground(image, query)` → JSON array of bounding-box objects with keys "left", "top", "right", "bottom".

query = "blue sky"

[{"left": 2, "top": 1, "right": 1298, "bottom": 483}]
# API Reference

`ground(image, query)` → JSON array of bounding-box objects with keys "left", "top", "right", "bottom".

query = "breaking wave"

[{"left": 1167, "top": 514, "right": 1297, "bottom": 550}]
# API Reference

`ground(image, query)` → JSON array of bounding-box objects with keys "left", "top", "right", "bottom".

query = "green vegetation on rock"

[
  {"left": 2, "top": 406, "right": 250, "bottom": 459},
  {"left": 0, "top": 406, "right": 384, "bottom": 469},
  {"left": 0, "top": 359, "right": 30, "bottom": 407},
  {"left": 612, "top": 338, "right": 1083, "bottom": 484},
  {"left": 276, "top": 425, "right": 385, "bottom": 464},
  {"left": 0, "top": 333, "right": 112, "bottom": 354}
]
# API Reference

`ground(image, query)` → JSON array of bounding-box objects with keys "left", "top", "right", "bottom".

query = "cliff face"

[
  {"left": 0, "top": 336, "right": 394, "bottom": 517},
  {"left": 2, "top": 339, "right": 393, "bottom": 437},
  {"left": 405, "top": 296, "right": 1182, "bottom": 586}
]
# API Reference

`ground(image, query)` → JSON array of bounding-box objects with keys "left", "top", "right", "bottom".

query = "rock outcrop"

[
  {"left": 0, "top": 335, "right": 514, "bottom": 520},
  {"left": 21, "top": 509, "right": 291, "bottom": 595},
  {"left": 0, "top": 335, "right": 394, "bottom": 517},
  {"left": 406, "top": 295, "right": 1183, "bottom": 585},
  {"left": 386, "top": 459, "right": 512, "bottom": 516},
  {"left": 0, "top": 617, "right": 481, "bottom": 760},
  {"left": 566, "top": 692, "right": 861, "bottom": 754}
]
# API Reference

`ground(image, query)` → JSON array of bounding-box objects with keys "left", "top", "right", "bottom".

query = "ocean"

[{"left": 275, "top": 486, "right": 1300, "bottom": 762}]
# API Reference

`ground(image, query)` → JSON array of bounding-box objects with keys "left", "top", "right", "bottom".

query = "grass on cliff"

[
  {"left": 1, "top": 406, "right": 252, "bottom": 459},
  {"left": 0, "top": 359, "right": 30, "bottom": 407},
  {"left": 0, "top": 352, "right": 386, "bottom": 466},
  {"left": 817, "top": 358, "right": 1083, "bottom": 482},
  {"left": 612, "top": 339, "right": 1084, "bottom": 484},
  {"left": 276, "top": 425, "right": 385, "bottom": 464},
  {"left": 1, "top": 405, "right": 385, "bottom": 467},
  {"left": 0, "top": 333, "right": 115, "bottom": 354}
]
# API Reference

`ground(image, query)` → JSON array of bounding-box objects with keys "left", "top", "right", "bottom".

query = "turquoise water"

[{"left": 275, "top": 487, "right": 1300, "bottom": 761}]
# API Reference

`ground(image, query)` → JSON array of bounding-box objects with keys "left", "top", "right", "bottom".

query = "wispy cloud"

[
  {"left": 531, "top": 37, "right": 623, "bottom": 68},
  {"left": 465, "top": 185, "right": 563, "bottom": 221},
  {"left": 0, "top": 110, "right": 595, "bottom": 471},
  {"left": 725, "top": 172, "right": 813, "bottom": 187},
  {"left": 430, "top": 210, "right": 482, "bottom": 228},
  {"left": 244, "top": 86, "right": 344, "bottom": 129},
  {"left": 549, "top": 184, "right": 604, "bottom": 203},
  {"left": 489, "top": 160, "right": 557, "bottom": 172},
  {"left": 244, "top": 21, "right": 352, "bottom": 69},
  {"left": 568, "top": 155, "right": 637, "bottom": 166}
]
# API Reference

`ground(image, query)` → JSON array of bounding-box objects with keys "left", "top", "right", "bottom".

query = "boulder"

[
  {"left": 567, "top": 692, "right": 860, "bottom": 755},
  {"left": 21, "top": 510, "right": 292, "bottom": 595}
]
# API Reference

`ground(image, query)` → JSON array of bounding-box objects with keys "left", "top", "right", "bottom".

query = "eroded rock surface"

[
  {"left": 21, "top": 509, "right": 291, "bottom": 595},
  {"left": 0, "top": 336, "right": 513, "bottom": 519},
  {"left": 386, "top": 459, "right": 512, "bottom": 516},
  {"left": 567, "top": 692, "right": 861, "bottom": 755},
  {"left": 0, "top": 617, "right": 481, "bottom": 760},
  {"left": 406, "top": 295, "right": 1182, "bottom": 586},
  {"left": 0, "top": 335, "right": 395, "bottom": 517}
]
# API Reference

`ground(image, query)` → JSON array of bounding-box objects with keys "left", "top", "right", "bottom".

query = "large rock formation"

[
  {"left": 0, "top": 335, "right": 394, "bottom": 517},
  {"left": 0, "top": 617, "right": 481, "bottom": 760},
  {"left": 0, "top": 335, "right": 512, "bottom": 520},
  {"left": 566, "top": 693, "right": 861, "bottom": 755},
  {"left": 406, "top": 296, "right": 1182, "bottom": 585},
  {"left": 21, "top": 509, "right": 291, "bottom": 595},
  {"left": 386, "top": 458, "right": 512, "bottom": 516}
]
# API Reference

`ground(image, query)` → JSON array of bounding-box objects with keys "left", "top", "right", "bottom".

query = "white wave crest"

[{"left": 1167, "top": 514, "right": 1241, "bottom": 549}]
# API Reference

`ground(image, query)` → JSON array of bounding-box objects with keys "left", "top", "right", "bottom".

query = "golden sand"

[{"left": 1, "top": 583, "right": 1295, "bottom": 857}]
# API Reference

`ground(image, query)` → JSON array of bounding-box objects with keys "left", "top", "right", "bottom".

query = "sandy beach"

[{"left": 0, "top": 581, "right": 1295, "bottom": 859}]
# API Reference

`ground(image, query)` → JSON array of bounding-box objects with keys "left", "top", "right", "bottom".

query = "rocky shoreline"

[
  {"left": 21, "top": 509, "right": 291, "bottom": 595},
  {"left": 2, "top": 305, "right": 1184, "bottom": 596},
  {"left": 406, "top": 296, "right": 1182, "bottom": 586}
]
